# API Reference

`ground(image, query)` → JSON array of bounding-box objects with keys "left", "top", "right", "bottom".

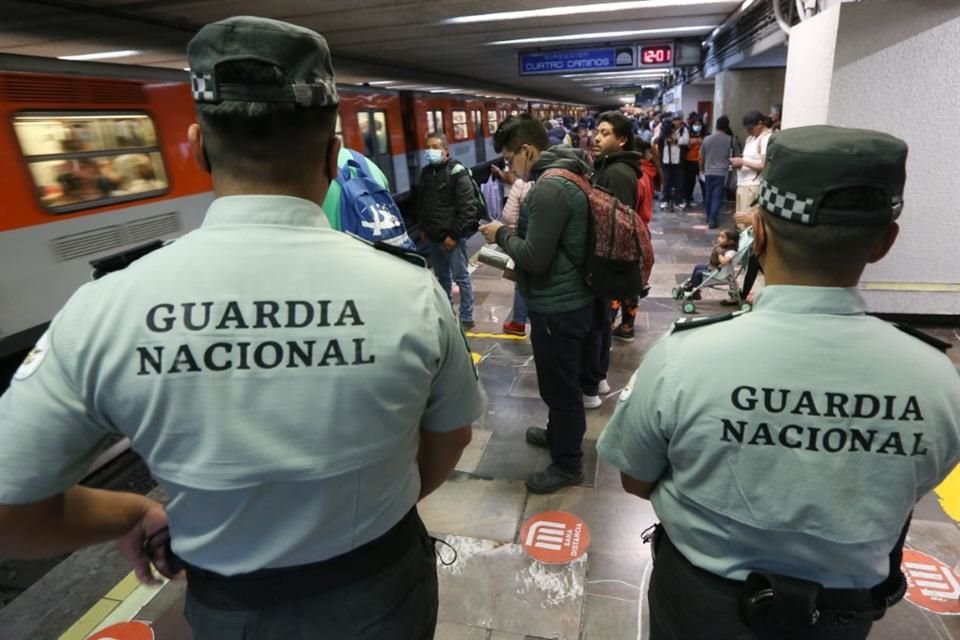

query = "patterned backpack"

[{"left": 542, "top": 168, "right": 654, "bottom": 299}]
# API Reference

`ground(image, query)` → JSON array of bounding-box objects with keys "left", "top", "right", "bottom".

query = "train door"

[
  {"left": 472, "top": 109, "right": 485, "bottom": 164},
  {"left": 356, "top": 109, "right": 395, "bottom": 188}
]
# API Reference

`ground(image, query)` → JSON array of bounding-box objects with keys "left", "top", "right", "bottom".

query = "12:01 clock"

[{"left": 640, "top": 44, "right": 673, "bottom": 65}]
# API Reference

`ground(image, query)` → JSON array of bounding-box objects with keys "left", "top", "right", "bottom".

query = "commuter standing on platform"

[
  {"left": 598, "top": 125, "right": 960, "bottom": 640},
  {"left": 478, "top": 114, "right": 601, "bottom": 494},
  {"left": 700, "top": 115, "right": 738, "bottom": 229},
  {"left": 0, "top": 17, "right": 484, "bottom": 640},
  {"left": 418, "top": 132, "right": 479, "bottom": 329}
]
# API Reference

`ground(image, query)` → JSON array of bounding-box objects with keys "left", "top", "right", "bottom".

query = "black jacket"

[
  {"left": 593, "top": 151, "right": 642, "bottom": 208},
  {"left": 417, "top": 160, "right": 478, "bottom": 243}
]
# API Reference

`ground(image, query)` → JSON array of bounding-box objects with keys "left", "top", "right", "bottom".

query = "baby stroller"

[{"left": 671, "top": 229, "right": 754, "bottom": 314}]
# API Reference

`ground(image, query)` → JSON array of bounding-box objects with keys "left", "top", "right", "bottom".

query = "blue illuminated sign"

[{"left": 519, "top": 47, "right": 635, "bottom": 76}]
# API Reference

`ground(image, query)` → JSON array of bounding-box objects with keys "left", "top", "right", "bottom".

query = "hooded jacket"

[
  {"left": 495, "top": 146, "right": 594, "bottom": 313},
  {"left": 593, "top": 151, "right": 642, "bottom": 209},
  {"left": 638, "top": 159, "right": 658, "bottom": 225}
]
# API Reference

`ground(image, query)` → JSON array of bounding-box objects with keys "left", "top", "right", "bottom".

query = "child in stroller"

[{"left": 672, "top": 228, "right": 750, "bottom": 313}]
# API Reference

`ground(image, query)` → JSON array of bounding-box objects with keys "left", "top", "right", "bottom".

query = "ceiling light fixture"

[
  {"left": 366, "top": 80, "right": 396, "bottom": 85},
  {"left": 445, "top": 0, "right": 733, "bottom": 24},
  {"left": 487, "top": 25, "right": 717, "bottom": 46},
  {"left": 58, "top": 49, "right": 141, "bottom": 61}
]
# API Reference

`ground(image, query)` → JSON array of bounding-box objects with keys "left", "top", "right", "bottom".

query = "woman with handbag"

[{"left": 699, "top": 115, "right": 740, "bottom": 228}]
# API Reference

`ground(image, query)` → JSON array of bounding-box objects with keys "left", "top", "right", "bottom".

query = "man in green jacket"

[{"left": 480, "top": 115, "right": 602, "bottom": 494}]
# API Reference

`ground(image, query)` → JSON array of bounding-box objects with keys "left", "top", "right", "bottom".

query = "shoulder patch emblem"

[
  {"left": 671, "top": 311, "right": 738, "bottom": 333},
  {"left": 14, "top": 331, "right": 50, "bottom": 381}
]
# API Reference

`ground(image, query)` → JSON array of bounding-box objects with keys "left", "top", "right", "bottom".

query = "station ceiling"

[{"left": 0, "top": 0, "right": 745, "bottom": 104}]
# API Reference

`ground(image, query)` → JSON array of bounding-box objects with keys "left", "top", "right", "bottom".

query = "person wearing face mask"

[
  {"left": 683, "top": 113, "right": 706, "bottom": 209},
  {"left": 479, "top": 114, "right": 600, "bottom": 494},
  {"left": 417, "top": 132, "right": 479, "bottom": 329}
]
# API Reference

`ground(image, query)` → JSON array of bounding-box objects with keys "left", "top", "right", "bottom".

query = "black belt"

[
  {"left": 654, "top": 526, "right": 889, "bottom": 633},
  {"left": 184, "top": 506, "right": 424, "bottom": 611}
]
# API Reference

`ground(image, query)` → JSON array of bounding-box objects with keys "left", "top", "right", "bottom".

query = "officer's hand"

[
  {"left": 491, "top": 165, "right": 517, "bottom": 186},
  {"left": 116, "top": 498, "right": 183, "bottom": 585},
  {"left": 479, "top": 221, "right": 503, "bottom": 244},
  {"left": 442, "top": 236, "right": 457, "bottom": 251}
]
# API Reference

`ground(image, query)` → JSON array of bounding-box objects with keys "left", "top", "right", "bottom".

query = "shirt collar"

[
  {"left": 201, "top": 195, "right": 331, "bottom": 229},
  {"left": 752, "top": 286, "right": 867, "bottom": 316}
]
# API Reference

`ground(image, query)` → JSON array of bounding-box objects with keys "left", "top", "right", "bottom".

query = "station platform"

[{"left": 1, "top": 204, "right": 958, "bottom": 640}]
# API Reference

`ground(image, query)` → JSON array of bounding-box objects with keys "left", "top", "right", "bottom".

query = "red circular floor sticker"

[
  {"left": 87, "top": 621, "right": 154, "bottom": 640},
  {"left": 902, "top": 548, "right": 960, "bottom": 615},
  {"left": 520, "top": 511, "right": 590, "bottom": 564}
]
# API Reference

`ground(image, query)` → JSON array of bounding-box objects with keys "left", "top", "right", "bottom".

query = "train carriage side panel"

[{"left": 0, "top": 73, "right": 212, "bottom": 357}]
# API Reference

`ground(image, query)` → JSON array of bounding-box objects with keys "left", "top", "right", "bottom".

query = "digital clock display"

[{"left": 640, "top": 44, "right": 673, "bottom": 66}]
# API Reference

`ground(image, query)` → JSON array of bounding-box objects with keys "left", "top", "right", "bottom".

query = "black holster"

[{"left": 739, "top": 571, "right": 823, "bottom": 633}]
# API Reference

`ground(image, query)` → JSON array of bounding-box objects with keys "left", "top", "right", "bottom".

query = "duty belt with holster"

[
  {"left": 145, "top": 506, "right": 424, "bottom": 610},
  {"left": 645, "top": 515, "right": 911, "bottom": 634}
]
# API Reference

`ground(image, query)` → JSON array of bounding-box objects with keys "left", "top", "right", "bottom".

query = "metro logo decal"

[
  {"left": 902, "top": 549, "right": 960, "bottom": 615},
  {"left": 520, "top": 511, "right": 590, "bottom": 564}
]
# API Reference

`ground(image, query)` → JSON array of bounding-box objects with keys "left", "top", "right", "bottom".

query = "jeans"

[
  {"left": 690, "top": 264, "right": 709, "bottom": 288},
  {"left": 528, "top": 301, "right": 602, "bottom": 471},
  {"left": 648, "top": 531, "right": 873, "bottom": 640},
  {"left": 183, "top": 516, "right": 439, "bottom": 640},
  {"left": 428, "top": 239, "right": 473, "bottom": 322},
  {"left": 511, "top": 284, "right": 528, "bottom": 324},
  {"left": 704, "top": 175, "right": 725, "bottom": 226},
  {"left": 661, "top": 164, "right": 682, "bottom": 208}
]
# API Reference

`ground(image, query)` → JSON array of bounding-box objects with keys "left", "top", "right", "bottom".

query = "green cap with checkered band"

[
  {"left": 757, "top": 125, "right": 907, "bottom": 226},
  {"left": 187, "top": 16, "right": 339, "bottom": 108}
]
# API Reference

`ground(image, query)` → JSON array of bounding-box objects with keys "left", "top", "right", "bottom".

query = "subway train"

[{"left": 0, "top": 58, "right": 585, "bottom": 359}]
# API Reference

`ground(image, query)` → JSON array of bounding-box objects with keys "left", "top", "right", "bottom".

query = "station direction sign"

[{"left": 519, "top": 47, "right": 635, "bottom": 76}]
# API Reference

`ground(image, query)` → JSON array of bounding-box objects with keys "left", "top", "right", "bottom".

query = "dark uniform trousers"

[
  {"left": 648, "top": 530, "right": 874, "bottom": 640},
  {"left": 183, "top": 511, "right": 438, "bottom": 640},
  {"left": 528, "top": 299, "right": 604, "bottom": 472}
]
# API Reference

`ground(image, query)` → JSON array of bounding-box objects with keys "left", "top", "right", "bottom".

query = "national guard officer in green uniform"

[
  {"left": 598, "top": 125, "right": 960, "bottom": 639},
  {"left": 0, "top": 17, "right": 483, "bottom": 640}
]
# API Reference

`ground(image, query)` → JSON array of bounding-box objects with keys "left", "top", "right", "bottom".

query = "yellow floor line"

[
  {"left": 934, "top": 465, "right": 960, "bottom": 523},
  {"left": 465, "top": 332, "right": 527, "bottom": 341},
  {"left": 58, "top": 570, "right": 167, "bottom": 640}
]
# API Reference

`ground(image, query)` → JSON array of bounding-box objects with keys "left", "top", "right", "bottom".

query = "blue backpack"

[{"left": 335, "top": 149, "right": 415, "bottom": 250}]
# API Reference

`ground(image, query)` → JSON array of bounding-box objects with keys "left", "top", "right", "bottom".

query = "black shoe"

[
  {"left": 525, "top": 464, "right": 585, "bottom": 494},
  {"left": 708, "top": 222, "right": 718, "bottom": 229},
  {"left": 525, "top": 426, "right": 549, "bottom": 449}
]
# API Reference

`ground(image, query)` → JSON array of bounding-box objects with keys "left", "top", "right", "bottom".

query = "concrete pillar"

[
  {"left": 679, "top": 82, "right": 715, "bottom": 121},
  {"left": 783, "top": 0, "right": 960, "bottom": 314},
  {"left": 712, "top": 68, "right": 785, "bottom": 130}
]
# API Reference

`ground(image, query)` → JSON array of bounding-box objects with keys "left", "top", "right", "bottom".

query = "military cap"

[
  {"left": 757, "top": 125, "right": 907, "bottom": 226},
  {"left": 187, "top": 16, "right": 339, "bottom": 108}
]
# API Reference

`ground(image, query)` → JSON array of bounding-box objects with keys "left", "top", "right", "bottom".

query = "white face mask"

[{"left": 424, "top": 149, "right": 444, "bottom": 165}]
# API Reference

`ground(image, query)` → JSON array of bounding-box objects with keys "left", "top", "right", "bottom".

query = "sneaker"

[
  {"left": 708, "top": 222, "right": 718, "bottom": 229},
  {"left": 691, "top": 291, "right": 702, "bottom": 301},
  {"left": 677, "top": 203, "right": 686, "bottom": 210},
  {"left": 526, "top": 464, "right": 585, "bottom": 494},
  {"left": 659, "top": 202, "right": 668, "bottom": 210},
  {"left": 583, "top": 394, "right": 602, "bottom": 409},
  {"left": 525, "top": 426, "right": 549, "bottom": 449},
  {"left": 612, "top": 326, "right": 635, "bottom": 342},
  {"left": 720, "top": 298, "right": 739, "bottom": 307},
  {"left": 460, "top": 319, "right": 476, "bottom": 330},
  {"left": 598, "top": 379, "right": 611, "bottom": 394},
  {"left": 502, "top": 321, "right": 525, "bottom": 336}
]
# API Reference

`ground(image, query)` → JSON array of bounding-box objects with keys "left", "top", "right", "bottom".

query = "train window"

[
  {"left": 426, "top": 109, "right": 445, "bottom": 135},
  {"left": 357, "top": 112, "right": 375, "bottom": 157},
  {"left": 372, "top": 111, "right": 389, "bottom": 154},
  {"left": 487, "top": 110, "right": 498, "bottom": 134},
  {"left": 452, "top": 110, "right": 468, "bottom": 141},
  {"left": 13, "top": 112, "right": 168, "bottom": 213}
]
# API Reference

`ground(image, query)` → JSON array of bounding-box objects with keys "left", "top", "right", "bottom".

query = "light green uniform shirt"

[
  {"left": 0, "top": 195, "right": 485, "bottom": 574},
  {"left": 599, "top": 286, "right": 960, "bottom": 588},
  {"left": 321, "top": 147, "right": 391, "bottom": 230}
]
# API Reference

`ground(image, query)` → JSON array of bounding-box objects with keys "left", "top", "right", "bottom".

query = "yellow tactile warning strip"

[
  {"left": 57, "top": 572, "right": 166, "bottom": 640},
  {"left": 935, "top": 465, "right": 960, "bottom": 524}
]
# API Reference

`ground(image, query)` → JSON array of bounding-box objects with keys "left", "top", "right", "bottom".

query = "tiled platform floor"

[{"left": 2, "top": 203, "right": 958, "bottom": 640}]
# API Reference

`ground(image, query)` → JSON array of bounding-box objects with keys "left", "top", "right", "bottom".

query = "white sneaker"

[
  {"left": 659, "top": 202, "right": 668, "bottom": 210},
  {"left": 583, "top": 394, "right": 602, "bottom": 409},
  {"left": 598, "top": 379, "right": 611, "bottom": 394},
  {"left": 677, "top": 202, "right": 686, "bottom": 210}
]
